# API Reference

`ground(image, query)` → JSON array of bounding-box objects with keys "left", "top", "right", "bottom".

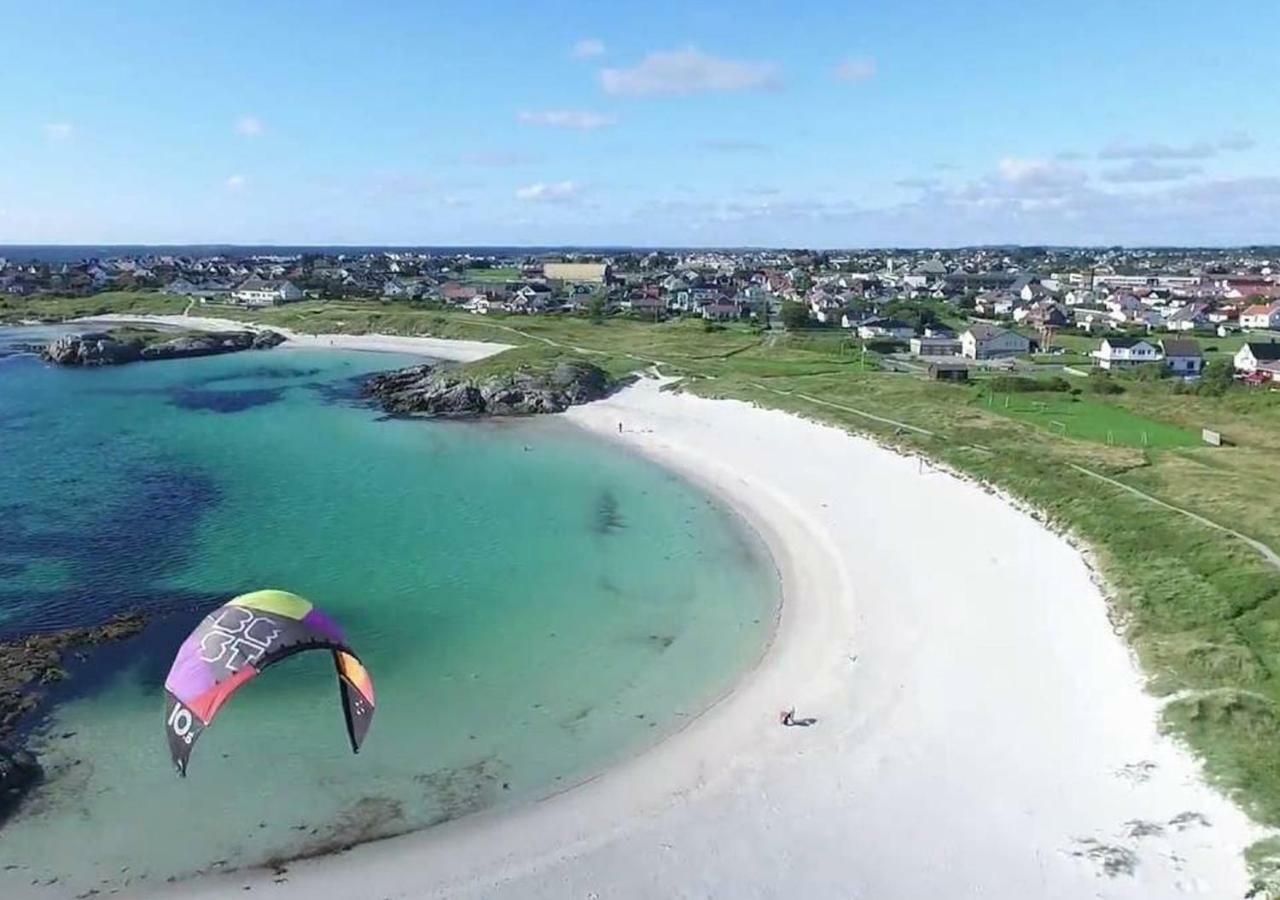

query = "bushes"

[
  {"left": 988, "top": 375, "right": 1071, "bottom": 393},
  {"left": 1087, "top": 372, "right": 1125, "bottom": 395}
]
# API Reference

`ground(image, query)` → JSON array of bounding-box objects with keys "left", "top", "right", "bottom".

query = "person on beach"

[
  {"left": 618, "top": 422, "right": 623, "bottom": 433},
  {"left": 780, "top": 708, "right": 795, "bottom": 726}
]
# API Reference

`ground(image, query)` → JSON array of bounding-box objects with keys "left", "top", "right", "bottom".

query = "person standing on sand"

[{"left": 618, "top": 422, "right": 623, "bottom": 433}]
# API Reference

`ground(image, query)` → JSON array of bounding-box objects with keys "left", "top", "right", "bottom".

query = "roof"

[
  {"left": 1160, "top": 338, "right": 1202, "bottom": 358},
  {"left": 1243, "top": 303, "right": 1279, "bottom": 317},
  {"left": 1102, "top": 337, "right": 1154, "bottom": 349},
  {"left": 965, "top": 323, "right": 1015, "bottom": 341},
  {"left": 1244, "top": 341, "right": 1280, "bottom": 361}
]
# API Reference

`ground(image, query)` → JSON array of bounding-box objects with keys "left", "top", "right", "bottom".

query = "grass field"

[
  {"left": 462, "top": 266, "right": 522, "bottom": 282},
  {"left": 977, "top": 392, "right": 1202, "bottom": 448},
  {"left": 9, "top": 292, "right": 1280, "bottom": 885}
]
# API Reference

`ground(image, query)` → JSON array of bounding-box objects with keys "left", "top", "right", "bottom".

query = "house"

[
  {"left": 1240, "top": 302, "right": 1280, "bottom": 331},
  {"left": 961, "top": 324, "right": 1031, "bottom": 360},
  {"left": 1160, "top": 338, "right": 1203, "bottom": 378},
  {"left": 928, "top": 361, "right": 969, "bottom": 382},
  {"left": 1163, "top": 303, "right": 1209, "bottom": 332},
  {"left": 701, "top": 301, "right": 743, "bottom": 321},
  {"left": 1091, "top": 337, "right": 1163, "bottom": 370},
  {"left": 909, "top": 336, "right": 962, "bottom": 357},
  {"left": 231, "top": 277, "right": 303, "bottom": 307},
  {"left": 1234, "top": 340, "right": 1280, "bottom": 376},
  {"left": 857, "top": 318, "right": 915, "bottom": 340}
]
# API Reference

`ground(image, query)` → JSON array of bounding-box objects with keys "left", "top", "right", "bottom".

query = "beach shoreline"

[
  {"left": 9, "top": 320, "right": 1263, "bottom": 897},
  {"left": 112, "top": 359, "right": 1263, "bottom": 899},
  {"left": 68, "top": 313, "right": 513, "bottom": 362}
]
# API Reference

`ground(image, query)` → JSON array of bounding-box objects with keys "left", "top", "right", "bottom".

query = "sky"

[{"left": 1, "top": 0, "right": 1278, "bottom": 248}]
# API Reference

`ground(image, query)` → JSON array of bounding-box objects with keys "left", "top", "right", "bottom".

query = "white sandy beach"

[
  {"left": 112, "top": 342, "right": 1263, "bottom": 900},
  {"left": 71, "top": 313, "right": 511, "bottom": 362}
]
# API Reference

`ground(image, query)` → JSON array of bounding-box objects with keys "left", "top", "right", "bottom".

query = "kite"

[{"left": 162, "top": 589, "right": 375, "bottom": 776}]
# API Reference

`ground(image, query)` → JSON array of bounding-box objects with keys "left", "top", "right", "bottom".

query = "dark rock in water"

[
  {"left": 0, "top": 744, "right": 41, "bottom": 819},
  {"left": 363, "top": 360, "right": 612, "bottom": 418},
  {"left": 0, "top": 611, "right": 149, "bottom": 740},
  {"left": 0, "top": 612, "right": 147, "bottom": 826},
  {"left": 41, "top": 328, "right": 285, "bottom": 367}
]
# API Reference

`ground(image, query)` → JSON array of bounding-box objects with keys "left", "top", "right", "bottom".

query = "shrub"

[
  {"left": 1087, "top": 373, "right": 1124, "bottom": 394},
  {"left": 988, "top": 375, "right": 1071, "bottom": 393}
]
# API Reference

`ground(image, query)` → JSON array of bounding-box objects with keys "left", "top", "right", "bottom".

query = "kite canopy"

[{"left": 163, "top": 589, "right": 375, "bottom": 776}]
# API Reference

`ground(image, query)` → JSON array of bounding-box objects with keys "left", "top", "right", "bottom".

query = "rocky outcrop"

[
  {"left": 0, "top": 611, "right": 149, "bottom": 740},
  {"left": 364, "top": 360, "right": 613, "bottom": 417},
  {"left": 0, "top": 611, "right": 148, "bottom": 824},
  {"left": 42, "top": 328, "right": 285, "bottom": 366}
]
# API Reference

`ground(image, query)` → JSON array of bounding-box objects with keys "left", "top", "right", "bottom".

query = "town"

[{"left": 3, "top": 245, "right": 1279, "bottom": 383}]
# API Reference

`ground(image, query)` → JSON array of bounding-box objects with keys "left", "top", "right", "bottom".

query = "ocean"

[{"left": 0, "top": 328, "right": 777, "bottom": 894}]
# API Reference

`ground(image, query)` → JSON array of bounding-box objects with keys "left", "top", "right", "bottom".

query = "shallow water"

[{"left": 0, "top": 331, "right": 777, "bottom": 894}]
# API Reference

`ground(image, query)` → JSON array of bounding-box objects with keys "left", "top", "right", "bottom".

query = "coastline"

[
  {"left": 134, "top": 367, "right": 1262, "bottom": 899},
  {"left": 68, "top": 313, "right": 513, "bottom": 363}
]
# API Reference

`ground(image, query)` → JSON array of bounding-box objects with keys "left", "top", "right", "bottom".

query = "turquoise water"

[{"left": 0, "top": 329, "right": 778, "bottom": 895}]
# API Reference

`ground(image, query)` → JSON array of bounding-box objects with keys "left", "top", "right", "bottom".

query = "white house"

[
  {"left": 909, "top": 336, "right": 961, "bottom": 357},
  {"left": 961, "top": 324, "right": 1031, "bottom": 360},
  {"left": 1234, "top": 340, "right": 1280, "bottom": 375},
  {"left": 1091, "top": 337, "right": 1162, "bottom": 370},
  {"left": 231, "top": 278, "right": 303, "bottom": 307},
  {"left": 1240, "top": 302, "right": 1280, "bottom": 331}
]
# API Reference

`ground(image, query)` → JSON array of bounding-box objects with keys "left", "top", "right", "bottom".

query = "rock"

[
  {"left": 363, "top": 359, "right": 613, "bottom": 418},
  {"left": 0, "top": 745, "right": 41, "bottom": 808},
  {"left": 0, "top": 611, "right": 149, "bottom": 742},
  {"left": 42, "top": 329, "right": 286, "bottom": 366}
]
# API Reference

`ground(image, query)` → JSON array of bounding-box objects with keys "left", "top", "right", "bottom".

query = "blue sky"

[{"left": 2, "top": 0, "right": 1277, "bottom": 247}]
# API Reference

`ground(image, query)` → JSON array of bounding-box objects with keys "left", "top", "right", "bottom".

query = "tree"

[
  {"left": 1197, "top": 359, "right": 1235, "bottom": 396},
  {"left": 587, "top": 294, "right": 605, "bottom": 325},
  {"left": 780, "top": 300, "right": 811, "bottom": 330}
]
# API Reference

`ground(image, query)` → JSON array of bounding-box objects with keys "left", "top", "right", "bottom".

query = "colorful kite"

[{"left": 162, "top": 589, "right": 375, "bottom": 776}]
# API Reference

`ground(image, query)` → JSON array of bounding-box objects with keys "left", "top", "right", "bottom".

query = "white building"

[
  {"left": 231, "top": 278, "right": 303, "bottom": 307},
  {"left": 961, "top": 325, "right": 1031, "bottom": 360},
  {"left": 1091, "top": 337, "right": 1162, "bottom": 370},
  {"left": 1240, "top": 303, "right": 1280, "bottom": 330}
]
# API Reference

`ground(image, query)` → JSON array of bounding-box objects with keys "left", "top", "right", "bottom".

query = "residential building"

[
  {"left": 231, "top": 277, "right": 303, "bottom": 307},
  {"left": 1234, "top": 340, "right": 1280, "bottom": 376},
  {"left": 961, "top": 324, "right": 1031, "bottom": 360},
  {"left": 1241, "top": 302, "right": 1280, "bottom": 330},
  {"left": 1091, "top": 337, "right": 1163, "bottom": 370},
  {"left": 1160, "top": 338, "right": 1203, "bottom": 378}
]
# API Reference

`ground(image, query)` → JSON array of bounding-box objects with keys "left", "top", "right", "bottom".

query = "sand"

[
  {"left": 125, "top": 364, "right": 1264, "bottom": 900},
  {"left": 70, "top": 313, "right": 512, "bottom": 362}
]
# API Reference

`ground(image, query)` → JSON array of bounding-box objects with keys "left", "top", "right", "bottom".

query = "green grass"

[
  {"left": 0, "top": 291, "right": 188, "bottom": 323},
  {"left": 462, "top": 267, "right": 521, "bottom": 282},
  {"left": 977, "top": 392, "right": 1201, "bottom": 448},
  {"left": 8, "top": 292, "right": 1280, "bottom": 864}
]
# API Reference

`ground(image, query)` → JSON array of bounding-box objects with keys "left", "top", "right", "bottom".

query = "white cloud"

[
  {"left": 571, "top": 38, "right": 605, "bottom": 59},
  {"left": 996, "top": 157, "right": 1086, "bottom": 191},
  {"left": 225, "top": 174, "right": 247, "bottom": 191},
  {"left": 44, "top": 122, "right": 73, "bottom": 141},
  {"left": 1100, "top": 160, "right": 1201, "bottom": 184},
  {"left": 235, "top": 115, "right": 264, "bottom": 137},
  {"left": 834, "top": 57, "right": 876, "bottom": 83},
  {"left": 601, "top": 48, "right": 780, "bottom": 97},
  {"left": 515, "top": 181, "right": 581, "bottom": 203},
  {"left": 516, "top": 110, "right": 616, "bottom": 131}
]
